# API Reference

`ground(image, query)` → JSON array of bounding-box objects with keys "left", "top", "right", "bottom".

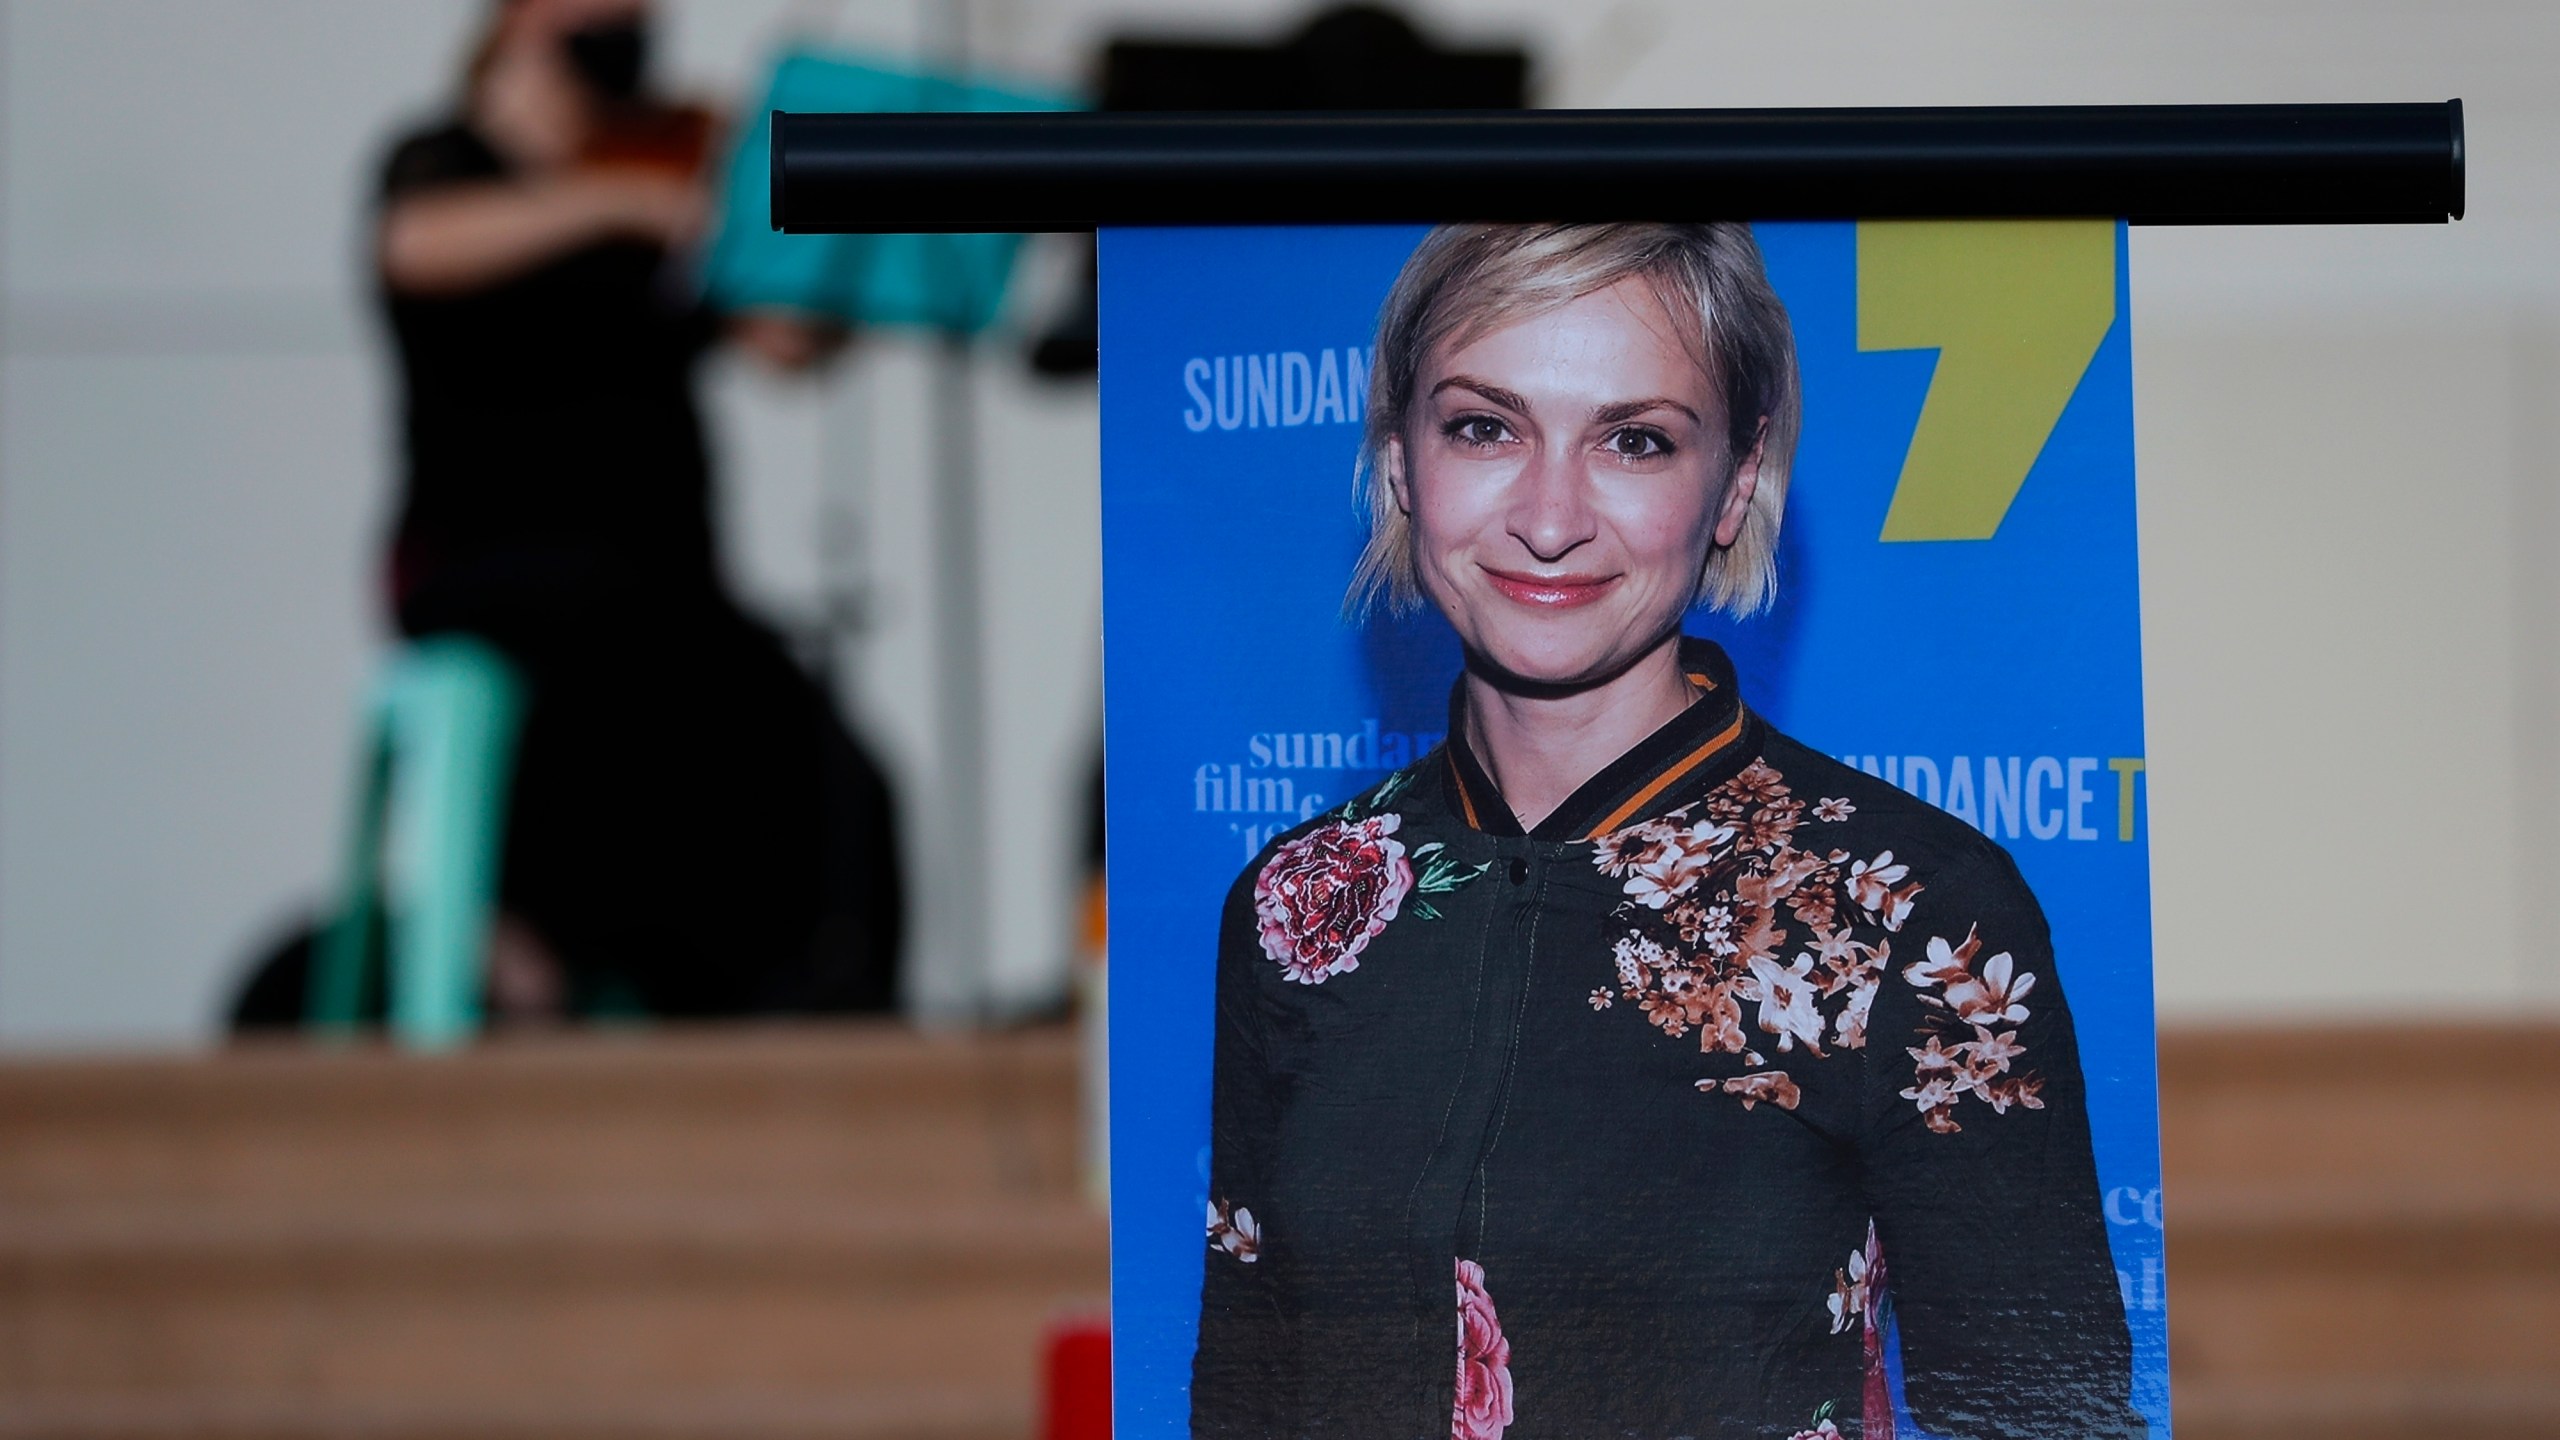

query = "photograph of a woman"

[{"left": 1191, "top": 224, "right": 2140, "bottom": 1440}]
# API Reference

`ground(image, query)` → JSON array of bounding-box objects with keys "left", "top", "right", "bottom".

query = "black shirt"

[
  {"left": 1194, "top": 639, "right": 2140, "bottom": 1440},
  {"left": 363, "top": 123, "right": 907, "bottom": 1019},
  {"left": 377, "top": 122, "right": 721, "bottom": 626}
]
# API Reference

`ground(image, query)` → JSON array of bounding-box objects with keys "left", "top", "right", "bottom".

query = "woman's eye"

[
  {"left": 1445, "top": 416, "right": 1513, "bottom": 448},
  {"left": 1606, "top": 427, "right": 1674, "bottom": 459}
]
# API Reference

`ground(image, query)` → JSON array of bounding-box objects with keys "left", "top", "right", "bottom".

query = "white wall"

[
  {"left": 0, "top": 1, "right": 470, "bottom": 1046},
  {"left": 0, "top": 0, "right": 2551, "bottom": 1046},
  {"left": 0, "top": 0, "right": 1119, "bottom": 1042}
]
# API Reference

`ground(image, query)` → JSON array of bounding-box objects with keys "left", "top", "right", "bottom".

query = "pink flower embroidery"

[
  {"left": 1979, "top": 1072, "right": 2047, "bottom": 1114},
  {"left": 1453, "top": 1259, "right": 1514, "bottom": 1440},
  {"left": 1799, "top": 1225, "right": 1893, "bottom": 1440},
  {"left": 1966, "top": 1025, "right": 2027, "bottom": 1071},
  {"left": 1712, "top": 1070, "right": 1802, "bottom": 1111},
  {"left": 1591, "top": 818, "right": 1680, "bottom": 878},
  {"left": 1859, "top": 1226, "right": 1895, "bottom": 1440},
  {"left": 1254, "top": 814, "right": 1414, "bottom": 984}
]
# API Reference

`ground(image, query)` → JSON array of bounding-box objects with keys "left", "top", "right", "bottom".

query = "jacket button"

[{"left": 1508, "top": 858, "right": 1529, "bottom": 885}]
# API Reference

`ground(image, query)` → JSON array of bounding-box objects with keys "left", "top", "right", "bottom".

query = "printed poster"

[{"left": 1100, "top": 220, "right": 2166, "bottom": 1440}]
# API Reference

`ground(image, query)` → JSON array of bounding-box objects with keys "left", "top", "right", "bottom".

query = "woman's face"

[
  {"left": 477, "top": 0, "right": 653, "bottom": 167},
  {"left": 1393, "top": 276, "right": 1762, "bottom": 691}
]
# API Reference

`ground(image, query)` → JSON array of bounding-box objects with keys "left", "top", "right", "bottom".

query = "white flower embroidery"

[
  {"left": 1846, "top": 850, "right": 1909, "bottom": 914},
  {"left": 1585, "top": 761, "right": 2043, "bottom": 1135},
  {"left": 1207, "top": 1199, "right": 1261, "bottom": 1262},
  {"left": 1826, "top": 1243, "right": 1872, "bottom": 1335},
  {"left": 1743, "top": 953, "right": 1828, "bottom": 1056},
  {"left": 1945, "top": 949, "right": 2035, "bottom": 1028}
]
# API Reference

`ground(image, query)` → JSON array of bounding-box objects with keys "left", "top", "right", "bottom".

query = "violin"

[{"left": 580, "top": 100, "right": 722, "bottom": 180}]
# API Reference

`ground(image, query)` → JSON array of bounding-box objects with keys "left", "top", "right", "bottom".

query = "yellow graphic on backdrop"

[
  {"left": 1858, "top": 220, "right": 2116, "bottom": 542},
  {"left": 2107, "top": 757, "right": 2146, "bottom": 842}
]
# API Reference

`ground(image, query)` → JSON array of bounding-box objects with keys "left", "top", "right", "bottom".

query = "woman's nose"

[{"left": 1506, "top": 448, "right": 1597, "bottom": 564}]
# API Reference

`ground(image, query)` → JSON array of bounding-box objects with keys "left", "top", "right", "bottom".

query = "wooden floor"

[
  {"left": 2159, "top": 1026, "right": 2560, "bottom": 1439},
  {"left": 0, "top": 1026, "right": 1102, "bottom": 1439},
  {"left": 0, "top": 1022, "right": 2551, "bottom": 1438}
]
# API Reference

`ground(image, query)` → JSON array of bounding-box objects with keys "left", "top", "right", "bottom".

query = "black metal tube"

[{"left": 771, "top": 102, "right": 2462, "bottom": 232}]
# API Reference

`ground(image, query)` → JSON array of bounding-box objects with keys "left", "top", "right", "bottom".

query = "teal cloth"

[
  {"left": 312, "top": 637, "right": 524, "bottom": 1050},
  {"left": 702, "top": 49, "right": 1077, "bottom": 335}
]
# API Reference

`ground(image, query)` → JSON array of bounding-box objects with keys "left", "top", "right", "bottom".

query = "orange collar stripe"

[
  {"left": 1579, "top": 710, "right": 1747, "bottom": 841},
  {"left": 1448, "top": 750, "right": 1482, "bottom": 829}
]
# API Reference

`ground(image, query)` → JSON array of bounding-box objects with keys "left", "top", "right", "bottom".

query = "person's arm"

[
  {"left": 1860, "top": 847, "right": 2146, "bottom": 1440},
  {"left": 1191, "top": 875, "right": 1295, "bottom": 1437},
  {"left": 377, "top": 170, "right": 701, "bottom": 297}
]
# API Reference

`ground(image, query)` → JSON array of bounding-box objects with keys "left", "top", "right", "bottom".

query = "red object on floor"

[{"left": 1042, "top": 1314, "right": 1112, "bottom": 1440}]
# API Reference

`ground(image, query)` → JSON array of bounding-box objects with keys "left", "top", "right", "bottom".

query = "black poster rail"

[{"left": 771, "top": 102, "right": 2463, "bottom": 233}]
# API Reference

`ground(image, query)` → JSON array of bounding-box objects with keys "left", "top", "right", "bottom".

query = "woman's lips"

[{"left": 1481, "top": 567, "right": 1619, "bottom": 608}]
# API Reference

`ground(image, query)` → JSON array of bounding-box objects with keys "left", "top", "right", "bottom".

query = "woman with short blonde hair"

[
  {"left": 1195, "top": 222, "right": 2136, "bottom": 1440},
  {"left": 1350, "top": 222, "right": 1803, "bottom": 621}
]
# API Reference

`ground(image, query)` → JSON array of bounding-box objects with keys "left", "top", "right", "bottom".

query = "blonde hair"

[{"left": 1347, "top": 223, "right": 1802, "bottom": 620}]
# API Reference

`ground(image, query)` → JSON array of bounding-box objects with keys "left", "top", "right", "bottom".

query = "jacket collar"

[{"left": 1443, "top": 637, "right": 1759, "bottom": 842}]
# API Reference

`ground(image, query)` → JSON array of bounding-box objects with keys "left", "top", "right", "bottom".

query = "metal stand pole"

[
  {"left": 813, "top": 352, "right": 876, "bottom": 698},
  {"left": 928, "top": 331, "right": 991, "bottom": 1023},
  {"left": 917, "top": 0, "right": 996, "bottom": 1024}
]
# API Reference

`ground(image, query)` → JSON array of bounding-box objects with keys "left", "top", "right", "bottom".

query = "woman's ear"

[
  {"left": 1386, "top": 435, "right": 1413, "bottom": 516},
  {"left": 1712, "top": 417, "right": 1770, "bottom": 548}
]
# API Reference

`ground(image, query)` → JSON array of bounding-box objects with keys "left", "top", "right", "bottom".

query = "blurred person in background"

[{"left": 371, "top": 0, "right": 902, "bottom": 1019}]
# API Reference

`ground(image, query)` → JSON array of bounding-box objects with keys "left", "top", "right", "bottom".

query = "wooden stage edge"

[{"left": 0, "top": 1020, "right": 2552, "bottom": 1440}]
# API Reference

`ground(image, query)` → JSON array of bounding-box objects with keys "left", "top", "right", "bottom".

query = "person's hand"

[
  {"left": 485, "top": 911, "right": 568, "bottom": 1026},
  {"left": 729, "top": 309, "right": 852, "bottom": 373}
]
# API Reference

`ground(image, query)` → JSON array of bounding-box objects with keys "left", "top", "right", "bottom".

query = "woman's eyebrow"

[
  {"left": 1592, "top": 396, "right": 1702, "bottom": 426},
  {"left": 1429, "top": 376, "right": 1532, "bottom": 414}
]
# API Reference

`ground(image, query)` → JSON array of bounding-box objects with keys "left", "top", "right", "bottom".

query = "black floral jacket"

[{"left": 1193, "top": 640, "right": 2141, "bottom": 1440}]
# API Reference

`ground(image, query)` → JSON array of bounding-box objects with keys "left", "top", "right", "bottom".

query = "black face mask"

[{"left": 563, "top": 18, "right": 650, "bottom": 101}]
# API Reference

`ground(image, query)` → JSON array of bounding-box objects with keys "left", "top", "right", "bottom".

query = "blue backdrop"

[{"left": 1099, "top": 221, "right": 2166, "bottom": 1438}]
